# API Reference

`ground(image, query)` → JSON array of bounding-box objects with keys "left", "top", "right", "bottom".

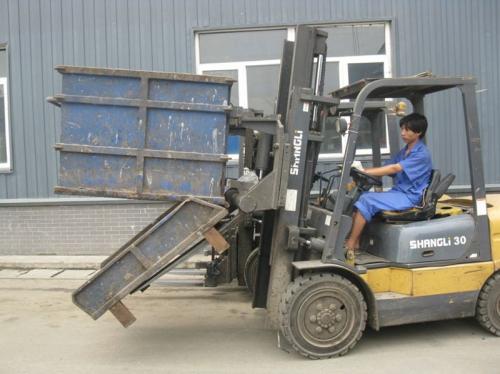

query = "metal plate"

[{"left": 72, "top": 198, "right": 228, "bottom": 320}]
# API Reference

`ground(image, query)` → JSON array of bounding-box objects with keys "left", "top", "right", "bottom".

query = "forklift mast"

[{"left": 252, "top": 25, "right": 330, "bottom": 324}]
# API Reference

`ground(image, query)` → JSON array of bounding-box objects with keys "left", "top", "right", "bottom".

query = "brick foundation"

[{"left": 0, "top": 202, "right": 173, "bottom": 255}]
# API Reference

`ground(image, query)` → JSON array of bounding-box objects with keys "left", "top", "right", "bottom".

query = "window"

[
  {"left": 0, "top": 45, "right": 11, "bottom": 172},
  {"left": 195, "top": 23, "right": 391, "bottom": 158},
  {"left": 318, "top": 23, "right": 391, "bottom": 159},
  {"left": 196, "top": 28, "right": 288, "bottom": 155}
]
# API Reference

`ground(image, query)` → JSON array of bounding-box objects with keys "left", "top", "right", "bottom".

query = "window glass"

[
  {"left": 320, "top": 116, "right": 343, "bottom": 154},
  {"left": 0, "top": 49, "right": 6, "bottom": 76},
  {"left": 202, "top": 69, "right": 239, "bottom": 106},
  {"left": 324, "top": 61, "right": 340, "bottom": 94},
  {"left": 0, "top": 47, "right": 8, "bottom": 166},
  {"left": 247, "top": 65, "right": 280, "bottom": 115},
  {"left": 348, "top": 62, "right": 384, "bottom": 84},
  {"left": 0, "top": 83, "right": 6, "bottom": 163},
  {"left": 199, "top": 29, "right": 287, "bottom": 63},
  {"left": 321, "top": 24, "right": 385, "bottom": 57},
  {"left": 320, "top": 63, "right": 342, "bottom": 154},
  {"left": 355, "top": 115, "right": 388, "bottom": 151}
]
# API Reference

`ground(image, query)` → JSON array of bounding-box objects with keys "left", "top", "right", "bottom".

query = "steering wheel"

[{"left": 350, "top": 167, "right": 382, "bottom": 187}]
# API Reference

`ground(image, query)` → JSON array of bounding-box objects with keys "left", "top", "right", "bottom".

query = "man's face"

[{"left": 400, "top": 124, "right": 421, "bottom": 144}]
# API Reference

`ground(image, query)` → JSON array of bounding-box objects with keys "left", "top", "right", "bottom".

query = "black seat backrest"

[
  {"left": 433, "top": 173, "right": 455, "bottom": 201},
  {"left": 422, "top": 170, "right": 441, "bottom": 206},
  {"left": 423, "top": 170, "right": 455, "bottom": 208}
]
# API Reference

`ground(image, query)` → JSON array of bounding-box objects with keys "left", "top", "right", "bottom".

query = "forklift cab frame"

[{"left": 323, "top": 77, "right": 491, "bottom": 265}]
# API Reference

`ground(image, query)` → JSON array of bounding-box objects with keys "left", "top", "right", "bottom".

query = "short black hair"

[{"left": 399, "top": 113, "right": 428, "bottom": 139}]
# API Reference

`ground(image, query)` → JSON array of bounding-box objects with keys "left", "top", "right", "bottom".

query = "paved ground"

[
  {"left": 0, "top": 267, "right": 206, "bottom": 285},
  {"left": 1, "top": 275, "right": 500, "bottom": 374},
  {"left": 0, "top": 254, "right": 209, "bottom": 270}
]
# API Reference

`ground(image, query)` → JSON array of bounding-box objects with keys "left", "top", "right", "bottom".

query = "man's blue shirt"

[
  {"left": 354, "top": 139, "right": 432, "bottom": 222},
  {"left": 386, "top": 139, "right": 433, "bottom": 204}
]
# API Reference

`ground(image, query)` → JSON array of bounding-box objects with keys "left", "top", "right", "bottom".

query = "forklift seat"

[{"left": 379, "top": 170, "right": 456, "bottom": 222}]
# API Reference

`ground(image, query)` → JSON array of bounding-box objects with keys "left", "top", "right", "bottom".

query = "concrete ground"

[{"left": 1, "top": 274, "right": 500, "bottom": 374}]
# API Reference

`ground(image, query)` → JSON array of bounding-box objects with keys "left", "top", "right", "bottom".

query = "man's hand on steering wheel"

[{"left": 350, "top": 167, "right": 383, "bottom": 188}]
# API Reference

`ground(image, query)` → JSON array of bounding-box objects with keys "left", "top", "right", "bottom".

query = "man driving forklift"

[{"left": 345, "top": 113, "right": 432, "bottom": 258}]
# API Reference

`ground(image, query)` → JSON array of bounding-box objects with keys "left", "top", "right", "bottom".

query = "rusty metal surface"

[
  {"left": 72, "top": 198, "right": 228, "bottom": 321},
  {"left": 51, "top": 65, "right": 233, "bottom": 203},
  {"left": 109, "top": 301, "right": 136, "bottom": 328},
  {"left": 54, "top": 143, "right": 229, "bottom": 162},
  {"left": 129, "top": 210, "right": 245, "bottom": 291},
  {"left": 53, "top": 94, "right": 231, "bottom": 113},
  {"left": 202, "top": 227, "right": 230, "bottom": 254},
  {"left": 53, "top": 186, "right": 227, "bottom": 205},
  {"left": 55, "top": 65, "right": 236, "bottom": 85}
]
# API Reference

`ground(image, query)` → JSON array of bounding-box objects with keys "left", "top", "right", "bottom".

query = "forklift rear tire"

[
  {"left": 476, "top": 272, "right": 500, "bottom": 336},
  {"left": 244, "top": 247, "right": 259, "bottom": 294},
  {"left": 279, "top": 273, "right": 367, "bottom": 359}
]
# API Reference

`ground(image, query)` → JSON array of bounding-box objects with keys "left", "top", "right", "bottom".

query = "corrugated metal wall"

[{"left": 0, "top": 0, "right": 498, "bottom": 198}]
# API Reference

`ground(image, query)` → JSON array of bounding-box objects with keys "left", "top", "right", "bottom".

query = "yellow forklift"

[
  {"left": 269, "top": 76, "right": 500, "bottom": 358},
  {"left": 61, "top": 25, "right": 500, "bottom": 360},
  {"left": 237, "top": 26, "right": 500, "bottom": 359}
]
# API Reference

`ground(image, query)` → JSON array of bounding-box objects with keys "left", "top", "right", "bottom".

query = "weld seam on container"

[{"left": 52, "top": 94, "right": 231, "bottom": 113}]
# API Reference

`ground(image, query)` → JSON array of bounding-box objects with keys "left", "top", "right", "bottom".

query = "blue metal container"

[
  {"left": 72, "top": 197, "right": 228, "bottom": 324},
  {"left": 51, "top": 66, "right": 233, "bottom": 203}
]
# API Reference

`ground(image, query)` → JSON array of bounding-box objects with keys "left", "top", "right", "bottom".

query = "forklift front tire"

[
  {"left": 279, "top": 273, "right": 367, "bottom": 359},
  {"left": 476, "top": 272, "right": 500, "bottom": 336}
]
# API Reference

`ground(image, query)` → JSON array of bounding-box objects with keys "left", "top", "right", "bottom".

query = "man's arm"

[{"left": 363, "top": 163, "right": 402, "bottom": 177}]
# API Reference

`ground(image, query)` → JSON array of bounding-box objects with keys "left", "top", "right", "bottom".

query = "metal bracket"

[
  {"left": 299, "top": 92, "right": 340, "bottom": 106},
  {"left": 287, "top": 225, "right": 300, "bottom": 251},
  {"left": 226, "top": 119, "right": 291, "bottom": 213},
  {"left": 286, "top": 225, "right": 318, "bottom": 251},
  {"left": 203, "top": 227, "right": 230, "bottom": 254},
  {"left": 109, "top": 301, "right": 136, "bottom": 328}
]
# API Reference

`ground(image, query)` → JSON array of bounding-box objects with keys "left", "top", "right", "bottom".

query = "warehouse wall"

[
  {"left": 0, "top": 0, "right": 498, "bottom": 254},
  {"left": 0, "top": 0, "right": 499, "bottom": 198}
]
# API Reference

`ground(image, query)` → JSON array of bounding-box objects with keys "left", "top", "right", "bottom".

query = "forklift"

[
  {"left": 61, "top": 25, "right": 500, "bottom": 360},
  {"left": 226, "top": 25, "right": 500, "bottom": 359}
]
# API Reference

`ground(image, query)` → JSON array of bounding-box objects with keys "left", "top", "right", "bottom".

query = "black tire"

[
  {"left": 244, "top": 247, "right": 259, "bottom": 294},
  {"left": 476, "top": 272, "right": 500, "bottom": 336},
  {"left": 279, "top": 273, "right": 367, "bottom": 359}
]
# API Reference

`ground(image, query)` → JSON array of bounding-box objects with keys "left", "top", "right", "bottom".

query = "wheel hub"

[
  {"left": 311, "top": 303, "right": 344, "bottom": 330},
  {"left": 303, "top": 298, "right": 348, "bottom": 339}
]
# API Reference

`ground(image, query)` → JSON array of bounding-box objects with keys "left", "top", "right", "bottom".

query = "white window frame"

[
  {"left": 0, "top": 76, "right": 12, "bottom": 172},
  {"left": 319, "top": 55, "right": 391, "bottom": 160},
  {"left": 195, "top": 59, "right": 282, "bottom": 110},
  {"left": 195, "top": 26, "right": 291, "bottom": 110},
  {"left": 195, "top": 22, "right": 392, "bottom": 160}
]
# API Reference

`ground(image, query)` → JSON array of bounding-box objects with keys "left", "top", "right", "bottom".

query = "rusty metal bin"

[
  {"left": 72, "top": 198, "right": 228, "bottom": 326},
  {"left": 50, "top": 66, "right": 234, "bottom": 203}
]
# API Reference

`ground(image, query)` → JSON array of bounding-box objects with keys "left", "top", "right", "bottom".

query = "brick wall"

[{"left": 0, "top": 202, "right": 173, "bottom": 255}]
